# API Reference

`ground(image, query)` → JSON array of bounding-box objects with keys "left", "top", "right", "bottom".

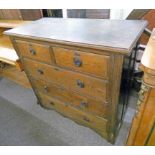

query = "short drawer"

[
  {"left": 15, "top": 40, "right": 53, "bottom": 64},
  {"left": 31, "top": 78, "right": 108, "bottom": 117},
  {"left": 38, "top": 92, "right": 108, "bottom": 137},
  {"left": 23, "top": 58, "right": 108, "bottom": 102},
  {"left": 53, "top": 47, "right": 110, "bottom": 79}
]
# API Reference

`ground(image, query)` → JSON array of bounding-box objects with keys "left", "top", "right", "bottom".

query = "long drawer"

[
  {"left": 23, "top": 58, "right": 108, "bottom": 102},
  {"left": 53, "top": 47, "right": 110, "bottom": 79},
  {"left": 38, "top": 92, "right": 108, "bottom": 138},
  {"left": 15, "top": 40, "right": 54, "bottom": 64},
  {"left": 31, "top": 78, "right": 108, "bottom": 117}
]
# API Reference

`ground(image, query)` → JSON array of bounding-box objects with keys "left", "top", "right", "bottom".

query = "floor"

[{"left": 0, "top": 78, "right": 138, "bottom": 145}]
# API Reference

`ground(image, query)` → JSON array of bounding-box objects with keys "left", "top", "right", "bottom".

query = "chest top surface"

[{"left": 5, "top": 18, "right": 147, "bottom": 54}]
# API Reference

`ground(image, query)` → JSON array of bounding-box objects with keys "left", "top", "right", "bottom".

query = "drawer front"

[
  {"left": 38, "top": 92, "right": 108, "bottom": 137},
  {"left": 15, "top": 40, "right": 53, "bottom": 63},
  {"left": 53, "top": 47, "right": 110, "bottom": 79},
  {"left": 23, "top": 58, "right": 108, "bottom": 102},
  {"left": 31, "top": 78, "right": 108, "bottom": 117}
]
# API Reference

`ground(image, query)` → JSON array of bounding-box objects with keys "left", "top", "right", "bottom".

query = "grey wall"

[{"left": 67, "top": 9, "right": 110, "bottom": 19}]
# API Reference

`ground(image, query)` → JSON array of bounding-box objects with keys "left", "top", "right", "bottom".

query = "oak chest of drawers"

[{"left": 5, "top": 18, "right": 147, "bottom": 143}]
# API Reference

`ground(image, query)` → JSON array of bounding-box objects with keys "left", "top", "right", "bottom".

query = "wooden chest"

[{"left": 5, "top": 18, "right": 147, "bottom": 143}]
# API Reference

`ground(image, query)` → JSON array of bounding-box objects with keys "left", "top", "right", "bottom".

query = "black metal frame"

[
  {"left": 119, "top": 28, "right": 152, "bottom": 121},
  {"left": 119, "top": 43, "right": 139, "bottom": 120}
]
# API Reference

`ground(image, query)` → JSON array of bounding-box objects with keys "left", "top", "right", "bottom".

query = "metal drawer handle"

[
  {"left": 37, "top": 69, "right": 44, "bottom": 75},
  {"left": 83, "top": 116, "right": 90, "bottom": 122},
  {"left": 29, "top": 48, "right": 36, "bottom": 55},
  {"left": 76, "top": 80, "right": 84, "bottom": 88},
  {"left": 44, "top": 86, "right": 49, "bottom": 93},
  {"left": 80, "top": 101, "right": 88, "bottom": 108},
  {"left": 73, "top": 57, "right": 82, "bottom": 67},
  {"left": 64, "top": 102, "right": 69, "bottom": 106},
  {"left": 50, "top": 101, "right": 55, "bottom": 106}
]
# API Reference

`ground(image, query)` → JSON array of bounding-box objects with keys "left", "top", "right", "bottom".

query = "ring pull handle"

[
  {"left": 73, "top": 57, "right": 82, "bottom": 67},
  {"left": 29, "top": 47, "right": 36, "bottom": 55},
  {"left": 44, "top": 86, "right": 49, "bottom": 93},
  {"left": 50, "top": 101, "right": 55, "bottom": 106},
  {"left": 64, "top": 102, "right": 69, "bottom": 106},
  {"left": 83, "top": 116, "right": 90, "bottom": 122},
  {"left": 80, "top": 101, "right": 88, "bottom": 108},
  {"left": 76, "top": 80, "right": 84, "bottom": 88},
  {"left": 37, "top": 69, "right": 44, "bottom": 75}
]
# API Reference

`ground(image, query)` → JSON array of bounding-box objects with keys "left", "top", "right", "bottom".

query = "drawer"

[
  {"left": 23, "top": 58, "right": 108, "bottom": 102},
  {"left": 15, "top": 40, "right": 53, "bottom": 64},
  {"left": 38, "top": 92, "right": 108, "bottom": 137},
  {"left": 53, "top": 47, "right": 110, "bottom": 79},
  {"left": 31, "top": 78, "right": 108, "bottom": 117}
]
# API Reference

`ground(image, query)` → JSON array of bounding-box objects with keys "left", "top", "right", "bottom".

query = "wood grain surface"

[
  {"left": 23, "top": 58, "right": 108, "bottom": 102},
  {"left": 53, "top": 47, "right": 110, "bottom": 79}
]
